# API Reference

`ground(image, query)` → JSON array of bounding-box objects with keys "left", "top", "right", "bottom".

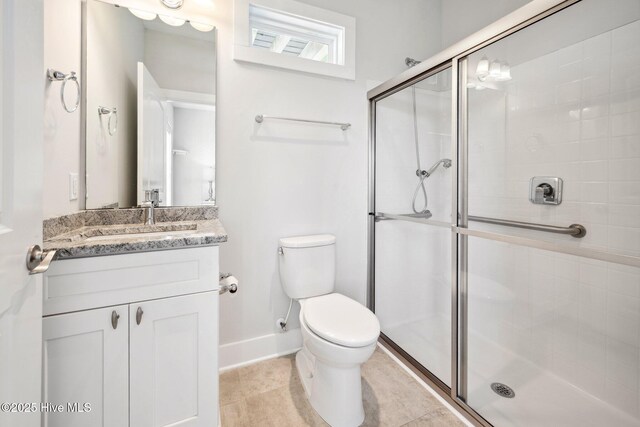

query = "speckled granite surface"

[{"left": 44, "top": 206, "right": 227, "bottom": 259}]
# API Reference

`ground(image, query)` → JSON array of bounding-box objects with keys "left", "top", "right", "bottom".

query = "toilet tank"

[{"left": 278, "top": 234, "right": 336, "bottom": 299}]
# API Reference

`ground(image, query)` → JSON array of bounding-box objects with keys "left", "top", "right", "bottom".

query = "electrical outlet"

[{"left": 69, "top": 173, "right": 78, "bottom": 201}]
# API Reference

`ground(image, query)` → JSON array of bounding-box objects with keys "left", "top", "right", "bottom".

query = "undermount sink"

[
  {"left": 83, "top": 229, "right": 196, "bottom": 242},
  {"left": 73, "top": 222, "right": 198, "bottom": 243}
]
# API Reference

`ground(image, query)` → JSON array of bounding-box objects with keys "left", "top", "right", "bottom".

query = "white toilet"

[{"left": 278, "top": 234, "right": 380, "bottom": 427}]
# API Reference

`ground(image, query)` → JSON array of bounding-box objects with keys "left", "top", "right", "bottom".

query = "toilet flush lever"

[{"left": 278, "top": 247, "right": 284, "bottom": 255}]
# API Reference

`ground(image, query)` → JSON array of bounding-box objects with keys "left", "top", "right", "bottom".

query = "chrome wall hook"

[{"left": 47, "top": 68, "right": 80, "bottom": 113}]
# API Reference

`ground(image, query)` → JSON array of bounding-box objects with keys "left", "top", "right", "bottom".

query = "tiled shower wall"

[{"left": 467, "top": 18, "right": 640, "bottom": 417}]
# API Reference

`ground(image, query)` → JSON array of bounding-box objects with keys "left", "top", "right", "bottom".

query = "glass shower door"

[
  {"left": 461, "top": 1, "right": 640, "bottom": 425},
  {"left": 374, "top": 67, "right": 453, "bottom": 387}
]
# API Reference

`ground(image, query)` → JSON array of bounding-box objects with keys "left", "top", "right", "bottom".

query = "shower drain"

[{"left": 490, "top": 382, "right": 515, "bottom": 398}]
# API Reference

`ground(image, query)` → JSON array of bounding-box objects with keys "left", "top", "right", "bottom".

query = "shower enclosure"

[{"left": 368, "top": 1, "right": 640, "bottom": 425}]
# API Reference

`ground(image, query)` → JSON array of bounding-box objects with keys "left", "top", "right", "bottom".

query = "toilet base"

[{"left": 295, "top": 348, "right": 365, "bottom": 427}]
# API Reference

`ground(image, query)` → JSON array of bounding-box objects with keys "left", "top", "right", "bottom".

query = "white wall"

[
  {"left": 440, "top": 0, "right": 531, "bottom": 49},
  {"left": 214, "top": 0, "right": 443, "bottom": 355},
  {"left": 43, "top": 0, "right": 82, "bottom": 218}
]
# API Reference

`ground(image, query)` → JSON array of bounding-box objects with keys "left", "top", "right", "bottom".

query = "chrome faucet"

[
  {"left": 142, "top": 201, "right": 155, "bottom": 225},
  {"left": 142, "top": 189, "right": 160, "bottom": 225}
]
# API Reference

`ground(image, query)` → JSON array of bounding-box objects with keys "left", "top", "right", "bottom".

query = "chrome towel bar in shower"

[
  {"left": 373, "top": 212, "right": 587, "bottom": 238},
  {"left": 47, "top": 68, "right": 80, "bottom": 113},
  {"left": 467, "top": 216, "right": 586, "bottom": 238},
  {"left": 255, "top": 114, "right": 351, "bottom": 131}
]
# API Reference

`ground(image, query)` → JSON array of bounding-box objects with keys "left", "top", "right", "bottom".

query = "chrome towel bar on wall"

[
  {"left": 255, "top": 114, "right": 351, "bottom": 131},
  {"left": 47, "top": 68, "right": 80, "bottom": 113}
]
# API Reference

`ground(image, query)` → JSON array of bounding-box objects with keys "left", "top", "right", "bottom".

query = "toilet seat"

[{"left": 302, "top": 293, "right": 380, "bottom": 348}]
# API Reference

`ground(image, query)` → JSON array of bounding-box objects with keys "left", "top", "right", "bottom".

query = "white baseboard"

[{"left": 219, "top": 328, "right": 302, "bottom": 372}]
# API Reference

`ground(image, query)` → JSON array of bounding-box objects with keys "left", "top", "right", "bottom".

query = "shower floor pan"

[{"left": 384, "top": 315, "right": 638, "bottom": 427}]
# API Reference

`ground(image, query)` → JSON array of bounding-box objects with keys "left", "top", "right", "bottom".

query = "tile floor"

[{"left": 219, "top": 346, "right": 465, "bottom": 426}]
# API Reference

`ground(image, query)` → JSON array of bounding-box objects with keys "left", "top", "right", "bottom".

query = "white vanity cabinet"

[
  {"left": 42, "top": 247, "right": 219, "bottom": 427},
  {"left": 129, "top": 292, "right": 218, "bottom": 427},
  {"left": 43, "top": 305, "right": 129, "bottom": 427}
]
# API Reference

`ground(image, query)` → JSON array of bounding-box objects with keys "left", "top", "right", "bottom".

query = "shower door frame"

[{"left": 367, "top": 1, "right": 584, "bottom": 425}]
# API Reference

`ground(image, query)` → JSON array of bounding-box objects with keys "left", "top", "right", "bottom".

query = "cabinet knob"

[
  {"left": 111, "top": 310, "right": 120, "bottom": 329},
  {"left": 136, "top": 307, "right": 144, "bottom": 325}
]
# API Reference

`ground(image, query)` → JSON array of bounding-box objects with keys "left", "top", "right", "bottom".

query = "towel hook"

[
  {"left": 98, "top": 106, "right": 118, "bottom": 136},
  {"left": 47, "top": 68, "right": 80, "bottom": 113}
]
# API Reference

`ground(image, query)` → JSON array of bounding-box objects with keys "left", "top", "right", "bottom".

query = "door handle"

[
  {"left": 26, "top": 245, "right": 58, "bottom": 275},
  {"left": 136, "top": 307, "right": 143, "bottom": 325}
]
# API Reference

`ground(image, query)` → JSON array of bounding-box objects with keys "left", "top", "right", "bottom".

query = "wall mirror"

[{"left": 84, "top": 0, "right": 216, "bottom": 209}]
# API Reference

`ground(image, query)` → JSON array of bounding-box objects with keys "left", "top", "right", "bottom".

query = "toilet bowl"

[
  {"left": 297, "top": 293, "right": 379, "bottom": 427},
  {"left": 278, "top": 235, "right": 380, "bottom": 427}
]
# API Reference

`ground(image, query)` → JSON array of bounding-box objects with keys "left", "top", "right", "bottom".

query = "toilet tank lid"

[{"left": 279, "top": 234, "right": 336, "bottom": 248}]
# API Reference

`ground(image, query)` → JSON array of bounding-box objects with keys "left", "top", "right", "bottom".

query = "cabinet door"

[
  {"left": 130, "top": 291, "right": 218, "bottom": 427},
  {"left": 42, "top": 305, "right": 129, "bottom": 427}
]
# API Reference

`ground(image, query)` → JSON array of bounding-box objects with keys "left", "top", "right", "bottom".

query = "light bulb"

[
  {"left": 161, "top": 0, "right": 184, "bottom": 9},
  {"left": 489, "top": 60, "right": 502, "bottom": 80},
  {"left": 129, "top": 8, "right": 157, "bottom": 20},
  {"left": 159, "top": 14, "right": 186, "bottom": 26},
  {"left": 190, "top": 21, "right": 215, "bottom": 32},
  {"left": 476, "top": 55, "right": 490, "bottom": 82},
  {"left": 498, "top": 62, "right": 512, "bottom": 81}
]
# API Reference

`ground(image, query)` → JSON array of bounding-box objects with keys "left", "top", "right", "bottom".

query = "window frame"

[{"left": 234, "top": 0, "right": 355, "bottom": 80}]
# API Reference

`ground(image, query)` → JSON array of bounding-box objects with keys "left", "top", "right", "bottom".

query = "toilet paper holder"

[{"left": 219, "top": 272, "right": 238, "bottom": 295}]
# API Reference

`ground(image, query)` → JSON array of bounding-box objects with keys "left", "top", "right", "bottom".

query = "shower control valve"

[{"left": 529, "top": 176, "right": 563, "bottom": 205}]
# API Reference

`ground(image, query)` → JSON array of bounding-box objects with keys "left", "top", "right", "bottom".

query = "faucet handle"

[
  {"left": 143, "top": 189, "right": 161, "bottom": 207},
  {"left": 150, "top": 189, "right": 160, "bottom": 207},
  {"left": 532, "top": 182, "right": 554, "bottom": 204}
]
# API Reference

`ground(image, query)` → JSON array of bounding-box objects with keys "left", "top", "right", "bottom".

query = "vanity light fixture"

[
  {"left": 476, "top": 55, "right": 490, "bottom": 82},
  {"left": 497, "top": 62, "right": 511, "bottom": 81},
  {"left": 475, "top": 55, "right": 512, "bottom": 84},
  {"left": 129, "top": 8, "right": 157, "bottom": 20},
  {"left": 128, "top": 2, "right": 213, "bottom": 32},
  {"left": 190, "top": 21, "right": 215, "bottom": 32},
  {"left": 161, "top": 0, "right": 184, "bottom": 9},
  {"left": 159, "top": 14, "right": 186, "bottom": 26}
]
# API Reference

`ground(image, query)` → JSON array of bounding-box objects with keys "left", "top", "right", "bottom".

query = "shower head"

[{"left": 405, "top": 57, "right": 422, "bottom": 68}]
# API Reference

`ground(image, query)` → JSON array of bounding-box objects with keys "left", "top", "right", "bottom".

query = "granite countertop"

[{"left": 43, "top": 206, "right": 227, "bottom": 259}]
